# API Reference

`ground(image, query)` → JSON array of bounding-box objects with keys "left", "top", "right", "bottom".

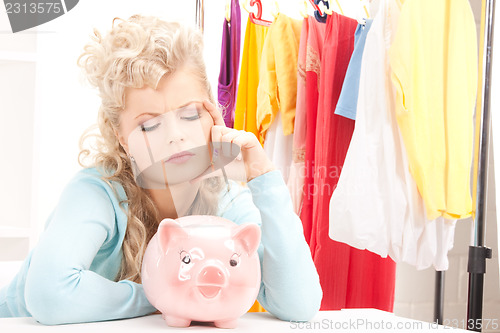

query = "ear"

[
  {"left": 157, "top": 218, "right": 187, "bottom": 254},
  {"left": 113, "top": 126, "right": 129, "bottom": 155},
  {"left": 232, "top": 223, "right": 261, "bottom": 256}
]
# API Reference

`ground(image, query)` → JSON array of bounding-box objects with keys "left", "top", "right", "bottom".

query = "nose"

[
  {"left": 166, "top": 128, "right": 185, "bottom": 144},
  {"left": 162, "top": 117, "right": 186, "bottom": 144},
  {"left": 198, "top": 265, "right": 226, "bottom": 286}
]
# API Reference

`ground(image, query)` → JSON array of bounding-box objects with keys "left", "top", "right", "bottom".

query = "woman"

[{"left": 0, "top": 15, "right": 322, "bottom": 325}]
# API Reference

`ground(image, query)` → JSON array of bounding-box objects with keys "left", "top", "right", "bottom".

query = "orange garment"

[
  {"left": 248, "top": 301, "right": 265, "bottom": 312},
  {"left": 256, "top": 14, "right": 302, "bottom": 144},
  {"left": 235, "top": 18, "right": 269, "bottom": 313},
  {"left": 234, "top": 18, "right": 269, "bottom": 143}
]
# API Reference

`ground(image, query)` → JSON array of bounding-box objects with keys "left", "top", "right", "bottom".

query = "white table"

[{"left": 0, "top": 309, "right": 468, "bottom": 332}]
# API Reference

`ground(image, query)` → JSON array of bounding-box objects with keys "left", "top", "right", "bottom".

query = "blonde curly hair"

[{"left": 77, "top": 15, "right": 223, "bottom": 283}]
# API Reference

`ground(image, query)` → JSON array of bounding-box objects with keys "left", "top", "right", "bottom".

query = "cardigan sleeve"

[
  {"left": 24, "top": 174, "right": 156, "bottom": 325},
  {"left": 220, "top": 170, "right": 322, "bottom": 321}
]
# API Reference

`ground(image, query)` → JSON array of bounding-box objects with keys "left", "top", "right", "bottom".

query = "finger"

[
  {"left": 211, "top": 125, "right": 225, "bottom": 153},
  {"left": 232, "top": 136, "right": 242, "bottom": 157},
  {"left": 203, "top": 100, "right": 225, "bottom": 127},
  {"left": 230, "top": 132, "right": 258, "bottom": 152},
  {"left": 212, "top": 125, "right": 236, "bottom": 142},
  {"left": 220, "top": 130, "right": 241, "bottom": 157}
]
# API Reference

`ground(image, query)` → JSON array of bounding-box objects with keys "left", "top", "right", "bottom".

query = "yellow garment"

[
  {"left": 234, "top": 18, "right": 269, "bottom": 143},
  {"left": 236, "top": 21, "right": 267, "bottom": 314},
  {"left": 389, "top": 0, "right": 478, "bottom": 220},
  {"left": 472, "top": 0, "right": 487, "bottom": 218},
  {"left": 256, "top": 14, "right": 302, "bottom": 145}
]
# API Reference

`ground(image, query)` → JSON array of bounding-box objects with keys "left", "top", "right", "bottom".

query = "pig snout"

[
  {"left": 199, "top": 265, "right": 225, "bottom": 285},
  {"left": 196, "top": 265, "right": 227, "bottom": 299}
]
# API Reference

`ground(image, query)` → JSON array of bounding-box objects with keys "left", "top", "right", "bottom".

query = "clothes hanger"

[
  {"left": 313, "top": 0, "right": 347, "bottom": 22},
  {"left": 243, "top": 0, "right": 273, "bottom": 27},
  {"left": 270, "top": 0, "right": 279, "bottom": 20},
  {"left": 300, "top": 0, "right": 309, "bottom": 18},
  {"left": 318, "top": 0, "right": 344, "bottom": 15},
  {"left": 333, "top": 0, "right": 344, "bottom": 15},
  {"left": 308, "top": 0, "right": 324, "bottom": 16},
  {"left": 356, "top": 0, "right": 371, "bottom": 25},
  {"left": 362, "top": 0, "right": 370, "bottom": 19},
  {"left": 313, "top": 0, "right": 329, "bottom": 22},
  {"left": 225, "top": 0, "right": 231, "bottom": 22}
]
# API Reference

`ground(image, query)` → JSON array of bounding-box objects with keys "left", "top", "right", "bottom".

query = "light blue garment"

[
  {"left": 334, "top": 19, "right": 373, "bottom": 120},
  {"left": 0, "top": 168, "right": 322, "bottom": 324}
]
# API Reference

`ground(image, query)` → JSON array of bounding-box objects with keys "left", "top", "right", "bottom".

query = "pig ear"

[
  {"left": 157, "top": 218, "right": 187, "bottom": 254},
  {"left": 232, "top": 223, "right": 261, "bottom": 256}
]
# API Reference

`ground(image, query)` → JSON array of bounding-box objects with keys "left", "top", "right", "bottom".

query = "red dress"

[
  {"left": 300, "top": 18, "right": 326, "bottom": 244},
  {"left": 310, "top": 13, "right": 396, "bottom": 311}
]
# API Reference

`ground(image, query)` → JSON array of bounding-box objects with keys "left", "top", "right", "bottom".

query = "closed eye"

[
  {"left": 179, "top": 108, "right": 201, "bottom": 121},
  {"left": 140, "top": 122, "right": 161, "bottom": 132},
  {"left": 178, "top": 102, "right": 204, "bottom": 121},
  {"left": 181, "top": 114, "right": 201, "bottom": 121}
]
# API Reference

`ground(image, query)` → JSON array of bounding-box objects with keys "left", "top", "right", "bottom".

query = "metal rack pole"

[
  {"left": 195, "top": 0, "right": 205, "bottom": 33},
  {"left": 434, "top": 271, "right": 445, "bottom": 324},
  {"left": 467, "top": 0, "right": 495, "bottom": 331}
]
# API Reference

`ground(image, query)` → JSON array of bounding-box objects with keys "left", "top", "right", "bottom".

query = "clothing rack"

[
  {"left": 203, "top": 0, "right": 494, "bottom": 329},
  {"left": 195, "top": 0, "right": 205, "bottom": 33}
]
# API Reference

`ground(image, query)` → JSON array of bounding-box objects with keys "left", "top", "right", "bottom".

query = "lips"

[
  {"left": 165, "top": 151, "right": 195, "bottom": 164},
  {"left": 198, "top": 285, "right": 222, "bottom": 299}
]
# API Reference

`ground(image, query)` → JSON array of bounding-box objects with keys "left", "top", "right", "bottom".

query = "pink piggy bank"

[{"left": 141, "top": 215, "right": 261, "bottom": 328}]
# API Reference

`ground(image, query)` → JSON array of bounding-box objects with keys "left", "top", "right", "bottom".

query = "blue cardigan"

[{"left": 0, "top": 168, "right": 322, "bottom": 324}]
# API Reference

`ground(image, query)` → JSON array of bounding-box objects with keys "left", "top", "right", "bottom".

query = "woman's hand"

[{"left": 203, "top": 100, "right": 275, "bottom": 182}]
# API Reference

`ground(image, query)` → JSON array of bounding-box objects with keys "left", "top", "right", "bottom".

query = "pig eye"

[
  {"left": 180, "top": 251, "right": 191, "bottom": 264},
  {"left": 229, "top": 253, "right": 240, "bottom": 267}
]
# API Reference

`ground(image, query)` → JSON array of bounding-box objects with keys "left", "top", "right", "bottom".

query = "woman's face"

[{"left": 117, "top": 67, "right": 214, "bottom": 187}]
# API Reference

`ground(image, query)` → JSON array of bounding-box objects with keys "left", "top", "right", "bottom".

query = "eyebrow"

[
  {"left": 134, "top": 112, "right": 161, "bottom": 120},
  {"left": 134, "top": 101, "right": 202, "bottom": 120}
]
